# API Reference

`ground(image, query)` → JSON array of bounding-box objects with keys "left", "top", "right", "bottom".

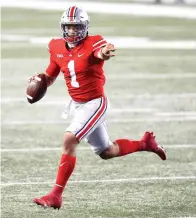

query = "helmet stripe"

[
  {"left": 74, "top": 8, "right": 78, "bottom": 17},
  {"left": 73, "top": 7, "right": 77, "bottom": 18},
  {"left": 67, "top": 7, "right": 71, "bottom": 17},
  {"left": 69, "top": 6, "right": 77, "bottom": 21}
]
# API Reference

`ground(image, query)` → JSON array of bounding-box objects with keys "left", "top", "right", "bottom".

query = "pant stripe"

[
  {"left": 75, "top": 96, "right": 107, "bottom": 141},
  {"left": 75, "top": 98, "right": 103, "bottom": 136},
  {"left": 79, "top": 100, "right": 107, "bottom": 141}
]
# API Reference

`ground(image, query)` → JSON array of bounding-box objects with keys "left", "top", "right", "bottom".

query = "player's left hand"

[{"left": 101, "top": 43, "right": 116, "bottom": 57}]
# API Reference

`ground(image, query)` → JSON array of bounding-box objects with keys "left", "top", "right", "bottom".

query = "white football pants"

[{"left": 62, "top": 96, "right": 112, "bottom": 154}]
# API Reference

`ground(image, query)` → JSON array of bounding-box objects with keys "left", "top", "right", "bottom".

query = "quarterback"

[{"left": 33, "top": 6, "right": 166, "bottom": 209}]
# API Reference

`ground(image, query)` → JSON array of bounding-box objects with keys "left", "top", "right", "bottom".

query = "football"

[{"left": 26, "top": 73, "right": 47, "bottom": 104}]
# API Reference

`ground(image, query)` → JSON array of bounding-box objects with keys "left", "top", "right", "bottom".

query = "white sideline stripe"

[
  {"left": 112, "top": 93, "right": 196, "bottom": 99},
  {"left": 1, "top": 100, "right": 196, "bottom": 115},
  {"left": 111, "top": 108, "right": 156, "bottom": 113},
  {"left": 2, "top": 34, "right": 196, "bottom": 49},
  {"left": 30, "top": 39, "right": 196, "bottom": 49},
  {"left": 107, "top": 73, "right": 196, "bottom": 79},
  {"left": 2, "top": 56, "right": 196, "bottom": 64},
  {"left": 155, "top": 111, "right": 196, "bottom": 117},
  {"left": 1, "top": 93, "right": 196, "bottom": 104},
  {"left": 2, "top": 117, "right": 196, "bottom": 125},
  {"left": 1, "top": 176, "right": 196, "bottom": 187},
  {"left": 2, "top": 73, "right": 196, "bottom": 81},
  {"left": 1, "top": 144, "right": 196, "bottom": 153},
  {"left": 116, "top": 55, "right": 196, "bottom": 60},
  {"left": 2, "top": 1, "right": 196, "bottom": 19},
  {"left": 19, "top": 38, "right": 196, "bottom": 49},
  {"left": 35, "top": 107, "right": 156, "bottom": 113}
]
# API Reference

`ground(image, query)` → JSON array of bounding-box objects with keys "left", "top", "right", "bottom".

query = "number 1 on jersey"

[{"left": 68, "top": 60, "right": 79, "bottom": 88}]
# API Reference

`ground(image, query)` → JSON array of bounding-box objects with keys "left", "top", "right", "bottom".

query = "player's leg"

[
  {"left": 100, "top": 132, "right": 166, "bottom": 160},
  {"left": 86, "top": 122, "right": 112, "bottom": 155},
  {"left": 34, "top": 96, "right": 108, "bottom": 209},
  {"left": 33, "top": 131, "right": 78, "bottom": 209},
  {"left": 87, "top": 124, "right": 166, "bottom": 160}
]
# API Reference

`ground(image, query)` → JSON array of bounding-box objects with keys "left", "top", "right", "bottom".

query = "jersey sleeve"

[
  {"left": 45, "top": 39, "right": 60, "bottom": 78},
  {"left": 92, "top": 35, "right": 107, "bottom": 52}
]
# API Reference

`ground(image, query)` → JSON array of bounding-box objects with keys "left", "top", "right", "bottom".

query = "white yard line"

[
  {"left": 1, "top": 176, "right": 196, "bottom": 187},
  {"left": 113, "top": 93, "right": 196, "bottom": 99},
  {"left": 1, "top": 147, "right": 64, "bottom": 152},
  {"left": 110, "top": 108, "right": 156, "bottom": 113},
  {"left": 2, "top": 117, "right": 196, "bottom": 125},
  {"left": 1, "top": 93, "right": 196, "bottom": 105},
  {"left": 1, "top": 144, "right": 195, "bottom": 153},
  {"left": 2, "top": 56, "right": 196, "bottom": 64},
  {"left": 2, "top": 34, "right": 196, "bottom": 49},
  {"left": 1, "top": 101, "right": 196, "bottom": 115},
  {"left": 107, "top": 73, "right": 196, "bottom": 79},
  {"left": 117, "top": 56, "right": 196, "bottom": 60},
  {"left": 31, "top": 37, "right": 196, "bottom": 49},
  {"left": 2, "top": 73, "right": 196, "bottom": 81},
  {"left": 164, "top": 144, "right": 196, "bottom": 148},
  {"left": 1, "top": 106, "right": 196, "bottom": 116},
  {"left": 155, "top": 111, "right": 196, "bottom": 116},
  {"left": 2, "top": 1, "right": 196, "bottom": 19}
]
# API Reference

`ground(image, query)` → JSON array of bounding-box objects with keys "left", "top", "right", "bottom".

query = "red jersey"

[{"left": 46, "top": 35, "right": 107, "bottom": 102}]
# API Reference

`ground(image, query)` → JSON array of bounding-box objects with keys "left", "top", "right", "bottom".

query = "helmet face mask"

[
  {"left": 60, "top": 23, "right": 87, "bottom": 43},
  {"left": 60, "top": 6, "right": 90, "bottom": 44}
]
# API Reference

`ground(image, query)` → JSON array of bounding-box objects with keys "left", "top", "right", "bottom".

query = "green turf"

[
  {"left": 2, "top": 121, "right": 196, "bottom": 149},
  {"left": 2, "top": 8, "right": 196, "bottom": 58},
  {"left": 2, "top": 44, "right": 196, "bottom": 59},
  {"left": 1, "top": 6, "right": 196, "bottom": 218},
  {"left": 1, "top": 149, "right": 196, "bottom": 182},
  {"left": 2, "top": 180, "right": 196, "bottom": 218},
  {"left": 2, "top": 8, "right": 196, "bottom": 43}
]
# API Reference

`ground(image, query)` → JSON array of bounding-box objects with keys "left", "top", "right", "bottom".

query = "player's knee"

[
  {"left": 99, "top": 147, "right": 114, "bottom": 160},
  {"left": 63, "top": 132, "right": 78, "bottom": 154}
]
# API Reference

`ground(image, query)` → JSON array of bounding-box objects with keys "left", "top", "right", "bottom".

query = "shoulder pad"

[{"left": 48, "top": 38, "right": 64, "bottom": 54}]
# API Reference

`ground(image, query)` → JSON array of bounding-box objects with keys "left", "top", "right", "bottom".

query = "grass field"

[{"left": 1, "top": 6, "right": 196, "bottom": 218}]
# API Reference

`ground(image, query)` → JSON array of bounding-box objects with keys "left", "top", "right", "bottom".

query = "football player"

[{"left": 33, "top": 6, "right": 166, "bottom": 209}]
